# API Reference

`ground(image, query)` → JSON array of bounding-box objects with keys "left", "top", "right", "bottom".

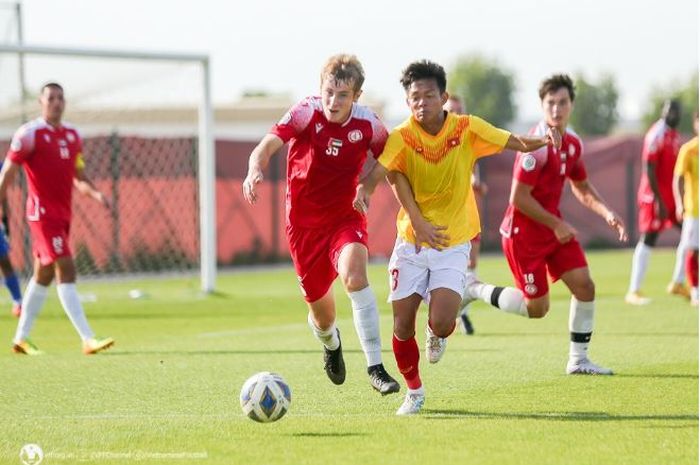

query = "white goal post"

[{"left": 0, "top": 44, "right": 216, "bottom": 293}]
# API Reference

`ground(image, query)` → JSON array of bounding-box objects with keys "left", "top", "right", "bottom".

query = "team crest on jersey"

[
  {"left": 315, "top": 123, "right": 324, "bottom": 134},
  {"left": 568, "top": 144, "right": 576, "bottom": 156},
  {"left": 524, "top": 283, "right": 538, "bottom": 295},
  {"left": 521, "top": 154, "right": 536, "bottom": 172},
  {"left": 348, "top": 129, "right": 363, "bottom": 143},
  {"left": 10, "top": 138, "right": 21, "bottom": 152},
  {"left": 66, "top": 132, "right": 75, "bottom": 143},
  {"left": 43, "top": 134, "right": 51, "bottom": 143}
]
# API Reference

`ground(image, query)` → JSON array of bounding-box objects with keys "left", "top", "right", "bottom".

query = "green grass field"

[{"left": 0, "top": 249, "right": 696, "bottom": 465}]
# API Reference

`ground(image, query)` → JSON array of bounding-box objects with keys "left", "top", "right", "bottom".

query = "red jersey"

[
  {"left": 271, "top": 96, "right": 388, "bottom": 229},
  {"left": 7, "top": 118, "right": 83, "bottom": 223},
  {"left": 637, "top": 119, "right": 679, "bottom": 209},
  {"left": 500, "top": 122, "right": 587, "bottom": 244}
]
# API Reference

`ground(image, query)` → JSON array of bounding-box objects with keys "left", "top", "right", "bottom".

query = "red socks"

[
  {"left": 686, "top": 251, "right": 699, "bottom": 287},
  {"left": 392, "top": 334, "right": 422, "bottom": 389}
]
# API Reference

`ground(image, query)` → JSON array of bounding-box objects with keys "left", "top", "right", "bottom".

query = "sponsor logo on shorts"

[
  {"left": 521, "top": 154, "right": 536, "bottom": 172},
  {"left": 52, "top": 236, "right": 64, "bottom": 254},
  {"left": 524, "top": 283, "right": 538, "bottom": 295},
  {"left": 348, "top": 129, "right": 363, "bottom": 143}
]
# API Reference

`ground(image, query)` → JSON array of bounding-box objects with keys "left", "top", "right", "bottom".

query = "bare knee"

[
  {"left": 342, "top": 271, "right": 368, "bottom": 293},
  {"left": 526, "top": 300, "right": 550, "bottom": 318},
  {"left": 393, "top": 316, "right": 415, "bottom": 340},
  {"left": 429, "top": 317, "right": 454, "bottom": 337},
  {"left": 572, "top": 279, "right": 595, "bottom": 301}
]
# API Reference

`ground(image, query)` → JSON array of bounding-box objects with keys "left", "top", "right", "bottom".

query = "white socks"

[
  {"left": 348, "top": 286, "right": 383, "bottom": 366},
  {"left": 13, "top": 279, "right": 48, "bottom": 343},
  {"left": 568, "top": 297, "right": 594, "bottom": 362},
  {"left": 468, "top": 282, "right": 528, "bottom": 317},
  {"left": 307, "top": 312, "right": 340, "bottom": 350},
  {"left": 57, "top": 283, "right": 94, "bottom": 341},
  {"left": 629, "top": 242, "right": 651, "bottom": 293}
]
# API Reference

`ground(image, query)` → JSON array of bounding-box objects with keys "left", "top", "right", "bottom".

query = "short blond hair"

[{"left": 320, "top": 54, "right": 365, "bottom": 93}]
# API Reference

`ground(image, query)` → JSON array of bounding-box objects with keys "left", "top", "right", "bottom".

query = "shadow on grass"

[
  {"left": 422, "top": 410, "right": 698, "bottom": 422},
  {"left": 615, "top": 373, "right": 698, "bottom": 379},
  {"left": 288, "top": 432, "right": 369, "bottom": 438}
]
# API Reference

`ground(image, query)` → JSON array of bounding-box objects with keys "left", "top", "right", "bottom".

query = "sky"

[{"left": 1, "top": 0, "right": 698, "bottom": 124}]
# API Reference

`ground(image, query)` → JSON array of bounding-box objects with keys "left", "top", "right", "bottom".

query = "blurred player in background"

[
  {"left": 626, "top": 100, "right": 682, "bottom": 305},
  {"left": 669, "top": 111, "right": 698, "bottom": 305},
  {"left": 1, "top": 82, "right": 114, "bottom": 355},
  {"left": 0, "top": 194, "right": 23, "bottom": 317},
  {"left": 242, "top": 54, "right": 400, "bottom": 395},
  {"left": 499, "top": 74, "right": 627, "bottom": 376},
  {"left": 444, "top": 95, "right": 487, "bottom": 335},
  {"left": 355, "top": 60, "right": 561, "bottom": 415}
]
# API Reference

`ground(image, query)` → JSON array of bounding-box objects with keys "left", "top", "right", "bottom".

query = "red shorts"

[
  {"left": 501, "top": 235, "right": 587, "bottom": 298},
  {"left": 29, "top": 220, "right": 72, "bottom": 266},
  {"left": 638, "top": 199, "right": 676, "bottom": 233},
  {"left": 286, "top": 220, "right": 368, "bottom": 303}
]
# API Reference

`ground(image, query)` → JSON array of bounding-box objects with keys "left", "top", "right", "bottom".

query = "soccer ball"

[{"left": 239, "top": 372, "right": 291, "bottom": 423}]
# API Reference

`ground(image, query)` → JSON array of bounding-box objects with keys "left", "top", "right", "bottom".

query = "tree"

[
  {"left": 641, "top": 72, "right": 699, "bottom": 134},
  {"left": 569, "top": 73, "right": 619, "bottom": 136},
  {"left": 448, "top": 55, "right": 516, "bottom": 127}
]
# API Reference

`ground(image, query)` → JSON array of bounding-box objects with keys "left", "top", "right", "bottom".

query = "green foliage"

[
  {"left": 448, "top": 55, "right": 516, "bottom": 127},
  {"left": 570, "top": 73, "right": 620, "bottom": 135},
  {"left": 641, "top": 72, "right": 699, "bottom": 134}
]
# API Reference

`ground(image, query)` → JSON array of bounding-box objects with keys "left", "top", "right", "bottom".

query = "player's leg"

[
  {"left": 669, "top": 218, "right": 694, "bottom": 299},
  {"left": 392, "top": 294, "right": 424, "bottom": 415},
  {"left": 307, "top": 289, "right": 345, "bottom": 385},
  {"left": 336, "top": 238, "right": 399, "bottom": 395},
  {"left": 627, "top": 200, "right": 659, "bottom": 304},
  {"left": 54, "top": 256, "right": 114, "bottom": 354},
  {"left": 0, "top": 233, "right": 22, "bottom": 316},
  {"left": 12, "top": 258, "right": 52, "bottom": 355},
  {"left": 685, "top": 218, "right": 699, "bottom": 306},
  {"left": 458, "top": 237, "right": 480, "bottom": 335},
  {"left": 389, "top": 238, "right": 428, "bottom": 414},
  {"left": 552, "top": 241, "right": 612, "bottom": 375}
]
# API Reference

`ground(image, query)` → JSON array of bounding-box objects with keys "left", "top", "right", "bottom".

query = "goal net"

[{"left": 0, "top": 44, "right": 215, "bottom": 291}]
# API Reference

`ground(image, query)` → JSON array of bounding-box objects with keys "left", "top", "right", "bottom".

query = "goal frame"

[{"left": 0, "top": 43, "right": 217, "bottom": 293}]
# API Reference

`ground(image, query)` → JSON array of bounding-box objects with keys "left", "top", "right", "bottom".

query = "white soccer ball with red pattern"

[{"left": 239, "top": 372, "right": 291, "bottom": 423}]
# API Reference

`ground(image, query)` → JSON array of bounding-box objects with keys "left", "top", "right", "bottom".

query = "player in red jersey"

[
  {"left": 0, "top": 83, "right": 114, "bottom": 355},
  {"left": 499, "top": 74, "right": 627, "bottom": 375},
  {"left": 242, "top": 54, "right": 399, "bottom": 395},
  {"left": 625, "top": 100, "right": 682, "bottom": 305}
]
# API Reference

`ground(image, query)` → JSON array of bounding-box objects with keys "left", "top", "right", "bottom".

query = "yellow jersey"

[
  {"left": 674, "top": 136, "right": 699, "bottom": 218},
  {"left": 378, "top": 113, "right": 510, "bottom": 246}
]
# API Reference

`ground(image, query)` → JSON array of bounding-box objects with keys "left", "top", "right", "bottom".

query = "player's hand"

[
  {"left": 353, "top": 184, "right": 371, "bottom": 214},
  {"left": 95, "top": 191, "right": 111, "bottom": 210},
  {"left": 546, "top": 127, "right": 562, "bottom": 150},
  {"left": 553, "top": 220, "right": 576, "bottom": 243},
  {"left": 676, "top": 205, "right": 685, "bottom": 224},
  {"left": 412, "top": 217, "right": 450, "bottom": 252},
  {"left": 242, "top": 168, "right": 264, "bottom": 205},
  {"left": 605, "top": 211, "right": 628, "bottom": 242}
]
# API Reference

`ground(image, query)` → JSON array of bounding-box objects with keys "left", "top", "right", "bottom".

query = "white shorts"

[
  {"left": 387, "top": 237, "right": 470, "bottom": 302},
  {"left": 681, "top": 217, "right": 699, "bottom": 250}
]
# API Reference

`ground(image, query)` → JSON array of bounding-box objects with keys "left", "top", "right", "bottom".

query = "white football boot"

[
  {"left": 566, "top": 358, "right": 613, "bottom": 375},
  {"left": 396, "top": 391, "right": 425, "bottom": 416},
  {"left": 425, "top": 325, "right": 447, "bottom": 364}
]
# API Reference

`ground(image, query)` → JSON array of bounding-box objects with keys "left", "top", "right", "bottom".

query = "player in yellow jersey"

[
  {"left": 669, "top": 111, "right": 699, "bottom": 305},
  {"left": 353, "top": 60, "right": 560, "bottom": 415}
]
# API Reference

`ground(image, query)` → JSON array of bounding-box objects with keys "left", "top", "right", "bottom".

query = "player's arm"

[
  {"left": 0, "top": 160, "right": 20, "bottom": 206},
  {"left": 672, "top": 173, "right": 684, "bottom": 223},
  {"left": 1, "top": 198, "right": 9, "bottom": 237},
  {"left": 505, "top": 127, "right": 561, "bottom": 153},
  {"left": 74, "top": 166, "right": 110, "bottom": 209},
  {"left": 242, "top": 134, "right": 284, "bottom": 205},
  {"left": 386, "top": 171, "right": 449, "bottom": 251},
  {"left": 644, "top": 160, "right": 667, "bottom": 220},
  {"left": 511, "top": 180, "right": 576, "bottom": 244},
  {"left": 570, "top": 178, "right": 628, "bottom": 242},
  {"left": 353, "top": 162, "right": 388, "bottom": 214}
]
